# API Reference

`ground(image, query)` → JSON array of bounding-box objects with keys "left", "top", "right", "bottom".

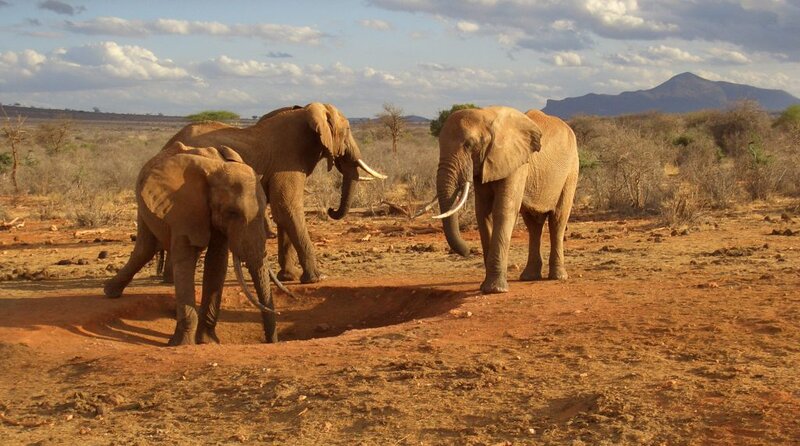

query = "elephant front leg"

[
  {"left": 270, "top": 174, "right": 321, "bottom": 284},
  {"left": 276, "top": 226, "right": 301, "bottom": 282},
  {"left": 474, "top": 183, "right": 494, "bottom": 267},
  {"left": 104, "top": 215, "right": 158, "bottom": 298},
  {"left": 196, "top": 232, "right": 228, "bottom": 344},
  {"left": 481, "top": 168, "right": 528, "bottom": 294},
  {"left": 168, "top": 236, "right": 200, "bottom": 346}
]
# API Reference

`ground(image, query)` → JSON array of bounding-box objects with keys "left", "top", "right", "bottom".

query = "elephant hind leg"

[
  {"left": 520, "top": 211, "right": 547, "bottom": 281},
  {"left": 275, "top": 226, "right": 301, "bottom": 282},
  {"left": 548, "top": 177, "right": 577, "bottom": 280},
  {"left": 104, "top": 215, "right": 158, "bottom": 298}
]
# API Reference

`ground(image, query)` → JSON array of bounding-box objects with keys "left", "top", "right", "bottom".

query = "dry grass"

[{"left": 2, "top": 104, "right": 799, "bottom": 229}]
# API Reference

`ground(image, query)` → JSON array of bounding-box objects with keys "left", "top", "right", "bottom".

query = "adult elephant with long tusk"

[
  {"left": 432, "top": 106, "right": 579, "bottom": 294},
  {"left": 163, "top": 103, "right": 387, "bottom": 284},
  {"left": 104, "top": 142, "right": 288, "bottom": 345}
]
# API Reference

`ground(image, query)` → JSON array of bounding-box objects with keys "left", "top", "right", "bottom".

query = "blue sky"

[{"left": 1, "top": 0, "right": 798, "bottom": 118}]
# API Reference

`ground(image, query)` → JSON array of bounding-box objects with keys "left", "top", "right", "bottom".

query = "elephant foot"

[
  {"left": 519, "top": 268, "right": 544, "bottom": 281},
  {"left": 168, "top": 319, "right": 197, "bottom": 346},
  {"left": 548, "top": 267, "right": 569, "bottom": 281},
  {"left": 196, "top": 326, "right": 220, "bottom": 345},
  {"left": 263, "top": 330, "right": 279, "bottom": 344},
  {"left": 300, "top": 271, "right": 325, "bottom": 284},
  {"left": 103, "top": 278, "right": 127, "bottom": 298},
  {"left": 480, "top": 277, "right": 509, "bottom": 294},
  {"left": 277, "top": 268, "right": 300, "bottom": 282}
]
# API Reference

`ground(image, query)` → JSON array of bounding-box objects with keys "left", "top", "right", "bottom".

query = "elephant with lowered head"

[
  {"left": 162, "top": 103, "right": 386, "bottom": 284},
  {"left": 104, "top": 142, "right": 282, "bottom": 346},
  {"left": 432, "top": 107, "right": 579, "bottom": 294}
]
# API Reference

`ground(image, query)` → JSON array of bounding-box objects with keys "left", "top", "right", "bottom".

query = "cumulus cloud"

[
  {"left": 369, "top": 0, "right": 800, "bottom": 60},
  {"left": 197, "top": 55, "right": 303, "bottom": 80},
  {"left": 0, "top": 42, "right": 194, "bottom": 92},
  {"left": 455, "top": 21, "right": 480, "bottom": 33},
  {"left": 38, "top": 0, "right": 85, "bottom": 16},
  {"left": 552, "top": 52, "right": 583, "bottom": 67},
  {"left": 63, "top": 17, "right": 326, "bottom": 45},
  {"left": 359, "top": 19, "right": 392, "bottom": 31}
]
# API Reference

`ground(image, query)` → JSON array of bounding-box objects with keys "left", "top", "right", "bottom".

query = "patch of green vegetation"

[
  {"left": 186, "top": 110, "right": 240, "bottom": 122},
  {"left": 429, "top": 103, "right": 478, "bottom": 137},
  {"left": 773, "top": 104, "right": 800, "bottom": 129}
]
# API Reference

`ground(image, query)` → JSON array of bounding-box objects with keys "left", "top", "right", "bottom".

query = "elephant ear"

[
  {"left": 140, "top": 155, "right": 213, "bottom": 248},
  {"left": 481, "top": 109, "right": 542, "bottom": 183},
  {"left": 217, "top": 146, "right": 244, "bottom": 163},
  {"left": 306, "top": 102, "right": 347, "bottom": 170}
]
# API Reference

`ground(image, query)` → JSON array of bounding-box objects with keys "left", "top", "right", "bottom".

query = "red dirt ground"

[{"left": 1, "top": 196, "right": 799, "bottom": 445}]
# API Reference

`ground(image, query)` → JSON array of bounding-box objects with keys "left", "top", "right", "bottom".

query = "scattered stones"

[
  {"left": 97, "top": 250, "right": 109, "bottom": 259},
  {"left": 770, "top": 228, "right": 796, "bottom": 236},
  {"left": 407, "top": 243, "right": 436, "bottom": 253}
]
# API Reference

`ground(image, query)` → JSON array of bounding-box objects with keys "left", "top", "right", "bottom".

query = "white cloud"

[
  {"left": 0, "top": 42, "right": 194, "bottom": 91},
  {"left": 706, "top": 48, "right": 751, "bottom": 65},
  {"left": 359, "top": 19, "right": 392, "bottom": 31},
  {"left": 64, "top": 17, "right": 326, "bottom": 45},
  {"left": 456, "top": 21, "right": 480, "bottom": 33},
  {"left": 552, "top": 52, "right": 583, "bottom": 67},
  {"left": 197, "top": 55, "right": 303, "bottom": 80}
]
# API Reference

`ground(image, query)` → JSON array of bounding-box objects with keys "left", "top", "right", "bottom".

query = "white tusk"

[
  {"left": 431, "top": 182, "right": 471, "bottom": 220},
  {"left": 358, "top": 176, "right": 376, "bottom": 182},
  {"left": 233, "top": 255, "right": 278, "bottom": 314},
  {"left": 412, "top": 196, "right": 439, "bottom": 219},
  {"left": 356, "top": 159, "right": 388, "bottom": 179},
  {"left": 268, "top": 267, "right": 296, "bottom": 298}
]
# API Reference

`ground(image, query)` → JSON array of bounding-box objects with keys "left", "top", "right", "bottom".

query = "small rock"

[
  {"left": 97, "top": 250, "right": 109, "bottom": 259},
  {"left": 764, "top": 215, "right": 773, "bottom": 222},
  {"left": 76, "top": 259, "right": 89, "bottom": 265},
  {"left": 781, "top": 212, "right": 793, "bottom": 222},
  {"left": 297, "top": 395, "right": 307, "bottom": 402},
  {"left": 56, "top": 259, "right": 73, "bottom": 266},
  {"left": 79, "top": 427, "right": 91, "bottom": 435},
  {"left": 130, "top": 234, "right": 137, "bottom": 242},
  {"left": 50, "top": 225, "right": 58, "bottom": 231}
]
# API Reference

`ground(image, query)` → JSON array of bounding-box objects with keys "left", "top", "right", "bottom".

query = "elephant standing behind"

[
  {"left": 434, "top": 106, "right": 579, "bottom": 294},
  {"left": 104, "top": 142, "right": 278, "bottom": 346},
  {"left": 163, "top": 103, "right": 385, "bottom": 284}
]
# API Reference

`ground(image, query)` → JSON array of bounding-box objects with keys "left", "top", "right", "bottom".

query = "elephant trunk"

[
  {"left": 437, "top": 159, "right": 471, "bottom": 257},
  {"left": 327, "top": 160, "right": 358, "bottom": 220},
  {"left": 233, "top": 255, "right": 278, "bottom": 343}
]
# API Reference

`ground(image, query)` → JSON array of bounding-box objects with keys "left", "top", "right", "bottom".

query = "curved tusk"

[
  {"left": 268, "top": 267, "right": 296, "bottom": 298},
  {"left": 233, "top": 255, "right": 278, "bottom": 314},
  {"left": 358, "top": 176, "right": 376, "bottom": 182},
  {"left": 356, "top": 159, "right": 388, "bottom": 179},
  {"left": 431, "top": 182, "right": 471, "bottom": 220},
  {"left": 412, "top": 196, "right": 439, "bottom": 219}
]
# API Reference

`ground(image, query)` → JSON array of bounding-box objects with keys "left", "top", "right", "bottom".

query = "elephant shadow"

[{"left": 0, "top": 281, "right": 473, "bottom": 347}]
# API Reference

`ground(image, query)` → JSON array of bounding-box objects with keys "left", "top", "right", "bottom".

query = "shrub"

[
  {"left": 186, "top": 110, "right": 240, "bottom": 122},
  {"left": 708, "top": 101, "right": 771, "bottom": 158},
  {"left": 773, "top": 104, "right": 800, "bottom": 130},
  {"left": 429, "top": 104, "right": 478, "bottom": 137}
]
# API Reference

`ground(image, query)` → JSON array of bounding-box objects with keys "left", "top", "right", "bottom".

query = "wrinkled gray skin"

[
  {"left": 163, "top": 103, "right": 375, "bottom": 284},
  {"left": 104, "top": 143, "right": 277, "bottom": 345},
  {"left": 436, "top": 107, "right": 579, "bottom": 294}
]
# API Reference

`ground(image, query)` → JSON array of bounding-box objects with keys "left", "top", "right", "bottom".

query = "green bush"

[
  {"left": 186, "top": 110, "right": 240, "bottom": 122},
  {"left": 774, "top": 104, "right": 800, "bottom": 129},
  {"left": 429, "top": 103, "right": 478, "bottom": 137}
]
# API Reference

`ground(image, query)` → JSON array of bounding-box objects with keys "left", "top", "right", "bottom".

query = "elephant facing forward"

[
  {"left": 163, "top": 103, "right": 386, "bottom": 284},
  {"left": 104, "top": 142, "right": 279, "bottom": 346},
  {"left": 433, "top": 107, "right": 579, "bottom": 294}
]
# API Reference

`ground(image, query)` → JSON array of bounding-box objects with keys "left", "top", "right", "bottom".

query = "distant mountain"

[{"left": 543, "top": 72, "right": 800, "bottom": 119}]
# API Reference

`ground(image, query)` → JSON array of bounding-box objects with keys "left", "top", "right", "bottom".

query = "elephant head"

[
  {"left": 434, "top": 107, "right": 542, "bottom": 256},
  {"left": 304, "top": 102, "right": 386, "bottom": 220},
  {"left": 142, "top": 143, "right": 278, "bottom": 340}
]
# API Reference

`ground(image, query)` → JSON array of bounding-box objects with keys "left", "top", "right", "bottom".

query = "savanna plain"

[{"left": 1, "top": 103, "right": 799, "bottom": 445}]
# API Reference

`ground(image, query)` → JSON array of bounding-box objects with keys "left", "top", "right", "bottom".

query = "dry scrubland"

[
  {"left": 0, "top": 102, "right": 799, "bottom": 445},
  {"left": 2, "top": 101, "right": 799, "bottom": 229}
]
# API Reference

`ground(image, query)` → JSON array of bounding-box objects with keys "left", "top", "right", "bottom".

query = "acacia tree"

[
  {"left": 430, "top": 103, "right": 478, "bottom": 137},
  {"left": 377, "top": 102, "right": 406, "bottom": 155},
  {"left": 1, "top": 112, "right": 28, "bottom": 194}
]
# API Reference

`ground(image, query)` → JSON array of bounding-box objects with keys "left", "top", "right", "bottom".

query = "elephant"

[
  {"left": 432, "top": 106, "right": 579, "bottom": 294},
  {"left": 161, "top": 102, "right": 386, "bottom": 284},
  {"left": 104, "top": 142, "right": 280, "bottom": 346}
]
